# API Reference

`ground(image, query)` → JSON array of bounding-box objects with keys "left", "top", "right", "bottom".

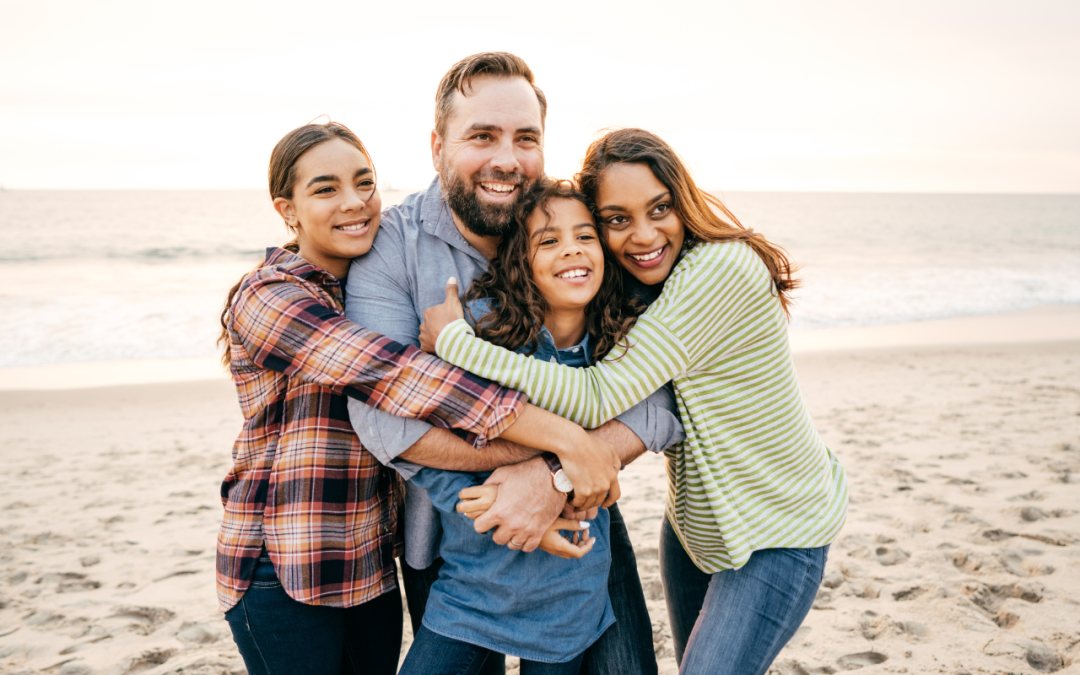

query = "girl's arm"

[
  {"left": 421, "top": 244, "right": 768, "bottom": 429},
  {"left": 231, "top": 271, "right": 524, "bottom": 446}
]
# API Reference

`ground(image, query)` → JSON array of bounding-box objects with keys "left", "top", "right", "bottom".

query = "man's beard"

[{"left": 441, "top": 164, "right": 530, "bottom": 238}]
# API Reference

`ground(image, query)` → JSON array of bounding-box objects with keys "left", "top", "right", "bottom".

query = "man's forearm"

[
  {"left": 589, "top": 419, "right": 648, "bottom": 468},
  {"left": 398, "top": 428, "right": 542, "bottom": 471},
  {"left": 398, "top": 416, "right": 644, "bottom": 473}
]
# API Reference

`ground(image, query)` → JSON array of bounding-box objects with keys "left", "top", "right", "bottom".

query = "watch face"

[{"left": 552, "top": 469, "right": 574, "bottom": 493}]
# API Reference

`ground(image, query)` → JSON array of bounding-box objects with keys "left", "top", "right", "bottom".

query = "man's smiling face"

[{"left": 432, "top": 75, "right": 545, "bottom": 238}]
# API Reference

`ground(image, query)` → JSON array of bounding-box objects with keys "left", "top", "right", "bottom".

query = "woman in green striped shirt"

[{"left": 420, "top": 129, "right": 848, "bottom": 675}]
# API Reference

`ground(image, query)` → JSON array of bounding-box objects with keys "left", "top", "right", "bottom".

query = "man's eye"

[{"left": 474, "top": 133, "right": 491, "bottom": 141}]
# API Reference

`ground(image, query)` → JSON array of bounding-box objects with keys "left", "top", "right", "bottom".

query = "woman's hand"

[
  {"left": 558, "top": 434, "right": 621, "bottom": 511},
  {"left": 419, "top": 277, "right": 464, "bottom": 353},
  {"left": 563, "top": 503, "right": 599, "bottom": 521},
  {"left": 457, "top": 484, "right": 498, "bottom": 520},
  {"left": 537, "top": 518, "right": 595, "bottom": 559}
]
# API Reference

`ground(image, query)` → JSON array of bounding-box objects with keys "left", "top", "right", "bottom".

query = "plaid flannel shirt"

[{"left": 217, "top": 247, "right": 526, "bottom": 611}]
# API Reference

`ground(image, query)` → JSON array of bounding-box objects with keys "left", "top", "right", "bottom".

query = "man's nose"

[{"left": 489, "top": 137, "right": 521, "bottom": 174}]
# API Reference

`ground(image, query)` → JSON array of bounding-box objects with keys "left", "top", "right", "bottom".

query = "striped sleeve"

[
  {"left": 437, "top": 314, "right": 689, "bottom": 428},
  {"left": 434, "top": 245, "right": 746, "bottom": 428}
]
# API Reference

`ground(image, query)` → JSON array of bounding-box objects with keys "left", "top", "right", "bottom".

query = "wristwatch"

[{"left": 542, "top": 453, "right": 574, "bottom": 494}]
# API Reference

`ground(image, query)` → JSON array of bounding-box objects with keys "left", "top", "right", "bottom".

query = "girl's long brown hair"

[
  {"left": 576, "top": 128, "right": 799, "bottom": 316},
  {"left": 217, "top": 121, "right": 374, "bottom": 367},
  {"left": 465, "top": 179, "right": 642, "bottom": 361}
]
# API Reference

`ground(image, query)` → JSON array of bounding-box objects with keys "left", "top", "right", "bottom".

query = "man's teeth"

[
  {"left": 629, "top": 248, "right": 664, "bottom": 262},
  {"left": 337, "top": 222, "right": 367, "bottom": 231},
  {"left": 556, "top": 269, "right": 588, "bottom": 279},
  {"left": 480, "top": 182, "right": 515, "bottom": 194}
]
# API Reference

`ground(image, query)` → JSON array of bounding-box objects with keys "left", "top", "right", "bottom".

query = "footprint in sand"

[
  {"left": 1017, "top": 506, "right": 1076, "bottom": 522},
  {"left": 113, "top": 648, "right": 176, "bottom": 675},
  {"left": 1008, "top": 490, "right": 1048, "bottom": 502},
  {"left": 874, "top": 545, "right": 909, "bottom": 566},
  {"left": 35, "top": 572, "right": 102, "bottom": 593},
  {"left": 984, "top": 637, "right": 1065, "bottom": 673},
  {"left": 836, "top": 651, "right": 888, "bottom": 670},
  {"left": 771, "top": 658, "right": 838, "bottom": 674},
  {"left": 106, "top": 606, "right": 176, "bottom": 635},
  {"left": 892, "top": 585, "right": 928, "bottom": 601},
  {"left": 176, "top": 621, "right": 219, "bottom": 645},
  {"left": 962, "top": 580, "right": 1045, "bottom": 617}
]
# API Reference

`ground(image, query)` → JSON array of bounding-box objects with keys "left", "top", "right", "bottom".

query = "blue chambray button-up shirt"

[{"left": 410, "top": 309, "right": 614, "bottom": 662}]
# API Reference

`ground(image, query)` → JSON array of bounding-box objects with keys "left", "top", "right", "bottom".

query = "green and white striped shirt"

[{"left": 437, "top": 241, "right": 848, "bottom": 573}]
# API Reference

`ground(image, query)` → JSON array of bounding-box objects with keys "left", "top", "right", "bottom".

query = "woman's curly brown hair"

[{"left": 465, "top": 179, "right": 643, "bottom": 361}]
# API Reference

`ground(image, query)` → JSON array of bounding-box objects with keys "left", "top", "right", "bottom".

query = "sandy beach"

[{"left": 1, "top": 307, "right": 1078, "bottom": 675}]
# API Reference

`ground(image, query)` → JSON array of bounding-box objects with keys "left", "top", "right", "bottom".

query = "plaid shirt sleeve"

[{"left": 231, "top": 269, "right": 526, "bottom": 446}]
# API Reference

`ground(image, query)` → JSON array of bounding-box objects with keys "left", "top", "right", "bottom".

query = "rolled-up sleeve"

[
  {"left": 348, "top": 399, "right": 432, "bottom": 478},
  {"left": 612, "top": 383, "right": 685, "bottom": 453}
]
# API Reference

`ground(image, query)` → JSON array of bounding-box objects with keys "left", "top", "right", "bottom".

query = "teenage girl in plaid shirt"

[{"left": 216, "top": 123, "right": 621, "bottom": 675}]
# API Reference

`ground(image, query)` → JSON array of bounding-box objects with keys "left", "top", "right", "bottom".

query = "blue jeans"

[
  {"left": 224, "top": 553, "right": 402, "bottom": 675},
  {"left": 401, "top": 626, "right": 585, "bottom": 675},
  {"left": 401, "top": 502, "right": 656, "bottom": 675},
  {"left": 660, "top": 517, "right": 827, "bottom": 675}
]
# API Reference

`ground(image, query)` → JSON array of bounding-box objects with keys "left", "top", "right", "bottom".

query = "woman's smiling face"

[
  {"left": 528, "top": 197, "right": 605, "bottom": 316},
  {"left": 273, "top": 138, "right": 381, "bottom": 278},
  {"left": 595, "top": 162, "right": 685, "bottom": 287}
]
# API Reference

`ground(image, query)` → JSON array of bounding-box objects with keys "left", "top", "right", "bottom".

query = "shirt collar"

[
  {"left": 264, "top": 247, "right": 340, "bottom": 288},
  {"left": 419, "top": 175, "right": 489, "bottom": 264},
  {"left": 538, "top": 326, "right": 592, "bottom": 358}
]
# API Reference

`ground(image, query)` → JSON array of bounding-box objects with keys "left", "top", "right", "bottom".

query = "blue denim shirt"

[
  {"left": 344, "top": 176, "right": 685, "bottom": 569},
  {"left": 411, "top": 312, "right": 614, "bottom": 662}
]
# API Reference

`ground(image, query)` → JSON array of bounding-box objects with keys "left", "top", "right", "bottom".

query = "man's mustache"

[{"left": 472, "top": 170, "right": 525, "bottom": 185}]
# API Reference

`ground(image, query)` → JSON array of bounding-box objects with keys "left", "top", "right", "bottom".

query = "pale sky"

[{"left": 2, "top": 0, "right": 1078, "bottom": 193}]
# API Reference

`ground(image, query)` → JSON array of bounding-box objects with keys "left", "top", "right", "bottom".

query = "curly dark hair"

[{"left": 465, "top": 179, "right": 643, "bottom": 361}]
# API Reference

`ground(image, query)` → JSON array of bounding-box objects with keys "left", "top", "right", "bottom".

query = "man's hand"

[
  {"left": 419, "top": 277, "right": 464, "bottom": 353},
  {"left": 472, "top": 457, "right": 565, "bottom": 552}
]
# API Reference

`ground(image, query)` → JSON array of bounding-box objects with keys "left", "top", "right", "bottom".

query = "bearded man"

[{"left": 345, "top": 52, "right": 683, "bottom": 675}]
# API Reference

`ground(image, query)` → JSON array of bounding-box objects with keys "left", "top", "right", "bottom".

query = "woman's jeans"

[
  {"left": 224, "top": 552, "right": 402, "bottom": 675},
  {"left": 400, "top": 626, "right": 585, "bottom": 675},
  {"left": 660, "top": 517, "right": 828, "bottom": 675}
]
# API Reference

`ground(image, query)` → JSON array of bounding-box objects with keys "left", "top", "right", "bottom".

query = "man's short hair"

[{"left": 434, "top": 52, "right": 548, "bottom": 138}]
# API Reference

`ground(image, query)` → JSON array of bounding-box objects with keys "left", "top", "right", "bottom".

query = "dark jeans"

[
  {"left": 225, "top": 553, "right": 402, "bottom": 675},
  {"left": 400, "top": 625, "right": 585, "bottom": 675},
  {"left": 659, "top": 516, "right": 828, "bottom": 675},
  {"left": 402, "top": 502, "right": 657, "bottom": 675}
]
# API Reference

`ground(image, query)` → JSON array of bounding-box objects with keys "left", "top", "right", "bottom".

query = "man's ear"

[
  {"left": 272, "top": 197, "right": 296, "bottom": 228},
  {"left": 431, "top": 130, "right": 442, "bottom": 172}
]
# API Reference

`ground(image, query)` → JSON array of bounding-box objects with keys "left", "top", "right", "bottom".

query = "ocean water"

[{"left": 2, "top": 189, "right": 1078, "bottom": 369}]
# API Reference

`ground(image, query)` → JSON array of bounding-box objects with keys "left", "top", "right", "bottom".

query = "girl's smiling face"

[
  {"left": 595, "top": 162, "right": 685, "bottom": 287},
  {"left": 273, "top": 138, "right": 381, "bottom": 278},
  {"left": 528, "top": 197, "right": 605, "bottom": 318}
]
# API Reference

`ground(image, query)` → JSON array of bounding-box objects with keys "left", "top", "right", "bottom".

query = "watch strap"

[{"left": 542, "top": 452, "right": 562, "bottom": 473}]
